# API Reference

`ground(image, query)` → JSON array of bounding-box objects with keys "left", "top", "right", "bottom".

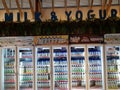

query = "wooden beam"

[
  {"left": 28, "top": 0, "right": 34, "bottom": 19},
  {"left": 76, "top": 0, "right": 80, "bottom": 10},
  {"left": 2, "top": 0, "right": 10, "bottom": 14},
  {"left": 15, "top": 0, "right": 23, "bottom": 18},
  {"left": 64, "top": 0, "right": 67, "bottom": 11},
  {"left": 102, "top": 0, "right": 107, "bottom": 10},
  {"left": 106, "top": 0, "right": 112, "bottom": 16},
  {"left": 90, "top": 0, "right": 94, "bottom": 10},
  {"left": 38, "top": 0, "right": 42, "bottom": 12},
  {"left": 119, "top": 0, "right": 120, "bottom": 16},
  {"left": 52, "top": 0, "right": 54, "bottom": 11}
]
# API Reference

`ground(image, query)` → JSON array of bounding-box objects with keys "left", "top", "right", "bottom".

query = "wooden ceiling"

[{"left": 0, "top": 0, "right": 120, "bottom": 18}]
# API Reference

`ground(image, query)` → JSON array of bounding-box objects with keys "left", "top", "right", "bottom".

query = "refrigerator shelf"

[
  {"left": 4, "top": 80, "right": 15, "bottom": 83},
  {"left": 37, "top": 80, "right": 50, "bottom": 82}
]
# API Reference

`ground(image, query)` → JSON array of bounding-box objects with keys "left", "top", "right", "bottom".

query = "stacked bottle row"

[
  {"left": 37, "top": 48, "right": 51, "bottom": 89},
  {"left": 53, "top": 48, "right": 68, "bottom": 89},
  {"left": 71, "top": 47, "right": 86, "bottom": 88},
  {"left": 106, "top": 46, "right": 120, "bottom": 89},
  {"left": 37, "top": 48, "right": 50, "bottom": 57},
  {"left": 19, "top": 49, "right": 33, "bottom": 89},
  {"left": 88, "top": 47, "right": 102, "bottom": 88},
  {"left": 4, "top": 49, "right": 16, "bottom": 89}
]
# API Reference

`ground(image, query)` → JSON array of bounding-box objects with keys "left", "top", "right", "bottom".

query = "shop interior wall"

[{"left": 0, "top": 6, "right": 120, "bottom": 21}]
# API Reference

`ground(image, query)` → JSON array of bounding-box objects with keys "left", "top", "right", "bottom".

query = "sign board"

[
  {"left": 0, "top": 36, "right": 34, "bottom": 46},
  {"left": 34, "top": 35, "right": 68, "bottom": 45},
  {"left": 104, "top": 34, "right": 120, "bottom": 44},
  {"left": 69, "top": 35, "right": 103, "bottom": 44}
]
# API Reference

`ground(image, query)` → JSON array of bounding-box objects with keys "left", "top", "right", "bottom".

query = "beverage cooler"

[
  {"left": 52, "top": 45, "right": 69, "bottom": 90},
  {"left": 18, "top": 46, "right": 34, "bottom": 90},
  {"left": 69, "top": 44, "right": 105, "bottom": 90},
  {"left": 1, "top": 47, "right": 16, "bottom": 90},
  {"left": 35, "top": 46, "right": 51, "bottom": 90},
  {"left": 87, "top": 45, "right": 105, "bottom": 90},
  {"left": 69, "top": 45, "right": 86, "bottom": 90},
  {"left": 105, "top": 45, "right": 120, "bottom": 90}
]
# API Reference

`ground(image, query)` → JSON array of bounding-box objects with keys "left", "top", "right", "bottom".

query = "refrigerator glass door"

[
  {"left": 53, "top": 46, "right": 69, "bottom": 90},
  {"left": 36, "top": 47, "right": 51, "bottom": 90},
  {"left": 87, "top": 45, "right": 103, "bottom": 90},
  {"left": 70, "top": 46, "right": 86, "bottom": 90},
  {"left": 105, "top": 45, "right": 120, "bottom": 89},
  {"left": 18, "top": 47, "right": 33, "bottom": 90},
  {"left": 2, "top": 48, "right": 16, "bottom": 90}
]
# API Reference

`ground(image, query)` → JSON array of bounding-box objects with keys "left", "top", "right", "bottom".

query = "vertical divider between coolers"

[
  {"left": 85, "top": 45, "right": 89, "bottom": 90},
  {"left": 15, "top": 46, "right": 18, "bottom": 90},
  {"left": 51, "top": 46, "right": 54, "bottom": 90},
  {"left": 50, "top": 46, "right": 53, "bottom": 90},
  {"left": 68, "top": 45, "right": 72, "bottom": 90},
  {"left": 0, "top": 47, "right": 3, "bottom": 90},
  {"left": 102, "top": 44, "right": 106, "bottom": 90},
  {"left": 33, "top": 46, "right": 36, "bottom": 90}
]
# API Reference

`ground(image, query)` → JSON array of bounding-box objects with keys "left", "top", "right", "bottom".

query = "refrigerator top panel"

[{"left": 0, "top": 36, "right": 34, "bottom": 46}]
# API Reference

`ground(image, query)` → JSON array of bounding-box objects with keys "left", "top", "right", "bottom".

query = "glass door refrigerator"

[
  {"left": 35, "top": 46, "right": 51, "bottom": 90},
  {"left": 17, "top": 46, "right": 34, "bottom": 90},
  {"left": 69, "top": 45, "right": 87, "bottom": 90},
  {"left": 52, "top": 45, "right": 69, "bottom": 90},
  {"left": 87, "top": 44, "right": 105, "bottom": 90},
  {"left": 1, "top": 47, "right": 17, "bottom": 90},
  {"left": 105, "top": 45, "right": 120, "bottom": 90}
]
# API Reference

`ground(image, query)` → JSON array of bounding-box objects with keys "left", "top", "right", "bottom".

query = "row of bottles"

[
  {"left": 108, "top": 80, "right": 120, "bottom": 89},
  {"left": 37, "top": 49, "right": 50, "bottom": 57},
  {"left": 55, "top": 81, "right": 68, "bottom": 88},
  {"left": 72, "top": 73, "right": 85, "bottom": 80},
  {"left": 88, "top": 47, "right": 101, "bottom": 55},
  {"left": 20, "top": 82, "right": 33, "bottom": 88},
  {"left": 37, "top": 59, "right": 50, "bottom": 65},
  {"left": 72, "top": 65, "right": 84, "bottom": 72},
  {"left": 4, "top": 83, "right": 15, "bottom": 88},
  {"left": 54, "top": 65, "right": 67, "bottom": 72},
  {"left": 72, "top": 80, "right": 85, "bottom": 87},
  {"left": 37, "top": 82, "right": 50, "bottom": 88},
  {"left": 55, "top": 73, "right": 68, "bottom": 80},
  {"left": 37, "top": 73, "right": 50, "bottom": 80},
  {"left": 108, "top": 72, "right": 119, "bottom": 79},
  {"left": 21, "top": 75, "right": 32, "bottom": 81},
  {"left": 89, "top": 73, "right": 102, "bottom": 79},
  {"left": 90, "top": 80, "right": 102, "bottom": 87}
]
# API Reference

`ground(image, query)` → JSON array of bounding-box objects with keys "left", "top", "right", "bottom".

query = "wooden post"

[
  {"left": 15, "top": 0, "right": 23, "bottom": 18},
  {"left": 90, "top": 0, "right": 94, "bottom": 10},
  {"left": 38, "top": 0, "right": 42, "bottom": 12},
  {"left": 119, "top": 0, "right": 120, "bottom": 16},
  {"left": 64, "top": 0, "right": 67, "bottom": 11},
  {"left": 28, "top": 0, "right": 34, "bottom": 19},
  {"left": 52, "top": 0, "right": 54, "bottom": 11},
  {"left": 2, "top": 0, "right": 10, "bottom": 14},
  {"left": 76, "top": 0, "right": 80, "bottom": 10},
  {"left": 106, "top": 0, "right": 112, "bottom": 16},
  {"left": 102, "top": 0, "right": 107, "bottom": 11}
]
